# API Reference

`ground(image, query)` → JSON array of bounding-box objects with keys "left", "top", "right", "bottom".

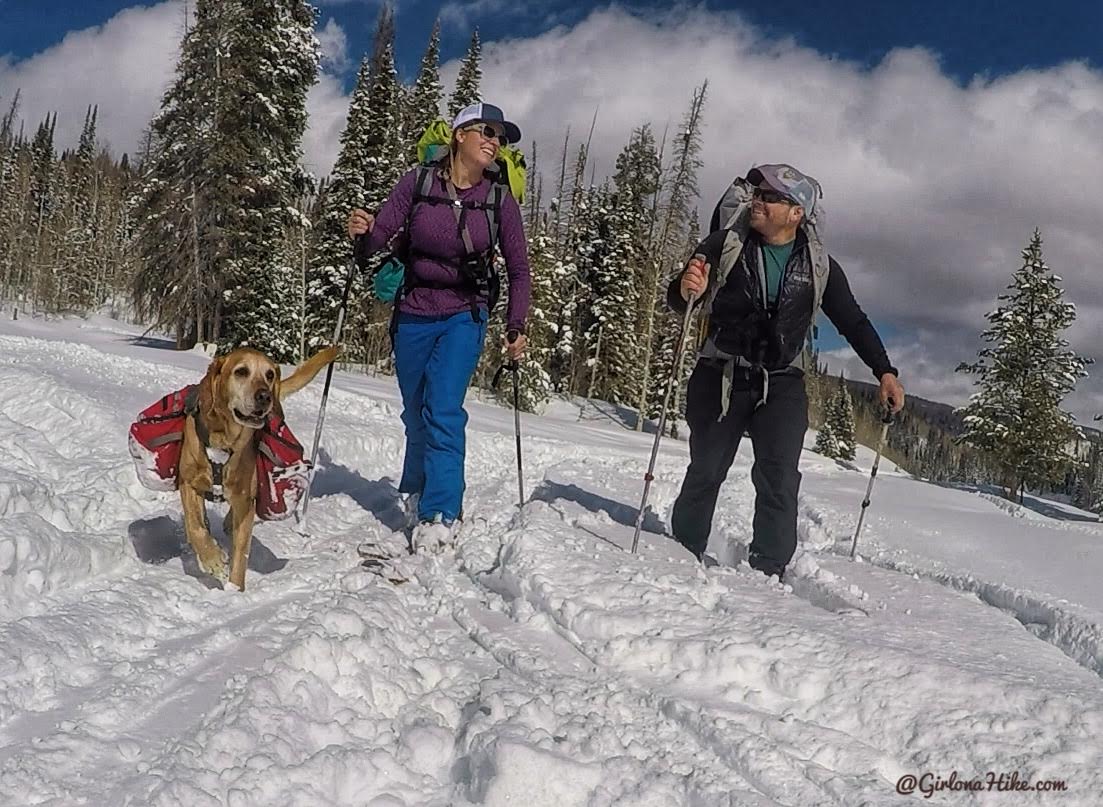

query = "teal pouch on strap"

[{"left": 373, "top": 256, "right": 406, "bottom": 303}]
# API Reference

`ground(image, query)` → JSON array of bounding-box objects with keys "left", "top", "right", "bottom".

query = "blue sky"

[
  {"left": 2, "top": 0, "right": 1099, "bottom": 87},
  {"left": 1, "top": 1, "right": 1101, "bottom": 415}
]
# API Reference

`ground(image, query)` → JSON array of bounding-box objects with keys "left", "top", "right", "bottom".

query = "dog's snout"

[{"left": 254, "top": 389, "right": 272, "bottom": 408}]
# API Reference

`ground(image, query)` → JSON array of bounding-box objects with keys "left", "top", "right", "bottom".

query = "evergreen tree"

[
  {"left": 358, "top": 6, "right": 405, "bottom": 211},
  {"left": 955, "top": 230, "right": 1090, "bottom": 500},
  {"left": 304, "top": 54, "right": 374, "bottom": 352},
  {"left": 131, "top": 0, "right": 236, "bottom": 347},
  {"left": 829, "top": 372, "right": 857, "bottom": 460},
  {"left": 813, "top": 413, "right": 839, "bottom": 458},
  {"left": 511, "top": 227, "right": 557, "bottom": 411},
  {"left": 28, "top": 114, "right": 58, "bottom": 307},
  {"left": 584, "top": 184, "right": 640, "bottom": 404},
  {"left": 813, "top": 374, "right": 856, "bottom": 460},
  {"left": 546, "top": 144, "right": 592, "bottom": 392},
  {"left": 448, "top": 29, "right": 482, "bottom": 118},
  {"left": 61, "top": 105, "right": 99, "bottom": 310},
  {"left": 216, "top": 0, "right": 320, "bottom": 361},
  {"left": 634, "top": 83, "right": 707, "bottom": 428},
  {"left": 404, "top": 19, "right": 443, "bottom": 161}
]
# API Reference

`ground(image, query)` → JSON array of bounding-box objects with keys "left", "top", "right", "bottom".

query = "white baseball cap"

[{"left": 451, "top": 102, "right": 521, "bottom": 145}]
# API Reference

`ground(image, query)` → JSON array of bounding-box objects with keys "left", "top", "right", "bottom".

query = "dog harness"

[
  {"left": 180, "top": 386, "right": 230, "bottom": 503},
  {"left": 128, "top": 386, "right": 311, "bottom": 521}
]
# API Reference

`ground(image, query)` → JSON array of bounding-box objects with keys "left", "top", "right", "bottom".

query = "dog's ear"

[{"left": 198, "top": 356, "right": 225, "bottom": 413}]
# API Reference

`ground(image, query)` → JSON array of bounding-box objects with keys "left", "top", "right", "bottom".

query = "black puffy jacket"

[{"left": 667, "top": 228, "right": 897, "bottom": 379}]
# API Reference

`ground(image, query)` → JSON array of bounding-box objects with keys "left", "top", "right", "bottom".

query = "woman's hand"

[
  {"left": 347, "top": 208, "right": 374, "bottom": 239},
  {"left": 504, "top": 330, "right": 527, "bottom": 362}
]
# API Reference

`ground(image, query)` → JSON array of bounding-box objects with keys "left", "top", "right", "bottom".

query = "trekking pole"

[
  {"left": 631, "top": 289, "right": 700, "bottom": 554},
  {"left": 492, "top": 330, "right": 525, "bottom": 511},
  {"left": 849, "top": 404, "right": 895, "bottom": 559},
  {"left": 299, "top": 237, "right": 361, "bottom": 532}
]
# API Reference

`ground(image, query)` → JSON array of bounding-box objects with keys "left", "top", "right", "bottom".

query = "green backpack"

[{"left": 372, "top": 120, "right": 526, "bottom": 307}]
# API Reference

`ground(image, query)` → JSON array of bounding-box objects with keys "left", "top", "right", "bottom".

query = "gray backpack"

[
  {"left": 697, "top": 175, "right": 831, "bottom": 417},
  {"left": 703, "top": 175, "right": 830, "bottom": 323}
]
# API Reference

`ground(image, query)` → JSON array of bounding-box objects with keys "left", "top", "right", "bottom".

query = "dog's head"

[{"left": 200, "top": 348, "right": 281, "bottom": 429}]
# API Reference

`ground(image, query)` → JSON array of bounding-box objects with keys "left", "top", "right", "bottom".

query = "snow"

[{"left": 0, "top": 312, "right": 1101, "bottom": 805}]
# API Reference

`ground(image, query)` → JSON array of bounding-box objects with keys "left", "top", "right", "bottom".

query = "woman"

[{"left": 347, "top": 102, "right": 531, "bottom": 553}]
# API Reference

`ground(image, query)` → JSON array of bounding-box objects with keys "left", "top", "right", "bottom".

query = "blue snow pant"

[{"left": 393, "top": 308, "right": 488, "bottom": 522}]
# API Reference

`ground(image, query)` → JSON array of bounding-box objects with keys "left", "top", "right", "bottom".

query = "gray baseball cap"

[
  {"left": 746, "top": 163, "right": 822, "bottom": 216},
  {"left": 451, "top": 103, "right": 521, "bottom": 145}
]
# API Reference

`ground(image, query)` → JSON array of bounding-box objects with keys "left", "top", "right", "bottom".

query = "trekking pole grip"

[{"left": 505, "top": 328, "right": 521, "bottom": 373}]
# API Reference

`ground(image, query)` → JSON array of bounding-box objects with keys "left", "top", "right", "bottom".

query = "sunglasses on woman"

[
  {"left": 464, "top": 124, "right": 507, "bottom": 144},
  {"left": 753, "top": 186, "right": 796, "bottom": 205}
]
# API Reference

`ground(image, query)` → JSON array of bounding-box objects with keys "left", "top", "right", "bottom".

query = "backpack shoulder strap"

[
  {"left": 485, "top": 183, "right": 504, "bottom": 251},
  {"left": 413, "top": 165, "right": 435, "bottom": 202},
  {"left": 703, "top": 207, "right": 752, "bottom": 315},
  {"left": 806, "top": 217, "right": 829, "bottom": 314}
]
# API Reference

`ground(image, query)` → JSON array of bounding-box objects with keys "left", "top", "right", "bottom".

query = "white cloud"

[
  {"left": 0, "top": 1, "right": 185, "bottom": 159},
  {"left": 303, "top": 67, "right": 352, "bottom": 179}
]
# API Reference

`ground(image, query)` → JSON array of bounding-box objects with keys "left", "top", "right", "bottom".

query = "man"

[{"left": 667, "top": 163, "right": 905, "bottom": 580}]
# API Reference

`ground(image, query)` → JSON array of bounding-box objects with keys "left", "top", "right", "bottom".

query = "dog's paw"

[
  {"left": 318, "top": 345, "right": 341, "bottom": 364},
  {"left": 198, "top": 549, "right": 230, "bottom": 582}
]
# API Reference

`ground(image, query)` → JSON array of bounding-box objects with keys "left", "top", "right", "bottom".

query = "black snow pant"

[{"left": 670, "top": 360, "right": 808, "bottom": 577}]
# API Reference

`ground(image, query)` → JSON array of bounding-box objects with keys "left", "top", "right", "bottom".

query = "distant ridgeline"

[{"left": 809, "top": 372, "right": 1101, "bottom": 511}]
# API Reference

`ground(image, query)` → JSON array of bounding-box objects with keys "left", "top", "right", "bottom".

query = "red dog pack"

[
  {"left": 128, "top": 387, "right": 192, "bottom": 492},
  {"left": 128, "top": 387, "right": 311, "bottom": 521},
  {"left": 254, "top": 417, "right": 311, "bottom": 521}
]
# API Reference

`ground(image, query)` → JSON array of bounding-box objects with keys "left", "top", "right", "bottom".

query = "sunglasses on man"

[
  {"left": 464, "top": 124, "right": 507, "bottom": 144},
  {"left": 753, "top": 186, "right": 796, "bottom": 205}
]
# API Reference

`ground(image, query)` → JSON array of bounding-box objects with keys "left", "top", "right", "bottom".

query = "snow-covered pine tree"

[
  {"left": 28, "top": 114, "right": 58, "bottom": 310},
  {"left": 634, "top": 83, "right": 707, "bottom": 429},
  {"left": 404, "top": 19, "right": 443, "bottom": 163},
  {"left": 593, "top": 125, "right": 659, "bottom": 407},
  {"left": 584, "top": 182, "right": 641, "bottom": 405},
  {"left": 447, "top": 29, "right": 482, "bottom": 118},
  {"left": 131, "top": 0, "right": 235, "bottom": 347},
  {"left": 547, "top": 144, "right": 596, "bottom": 392},
  {"left": 511, "top": 225, "right": 557, "bottom": 411},
  {"left": 60, "top": 106, "right": 99, "bottom": 311},
  {"left": 813, "top": 410, "right": 839, "bottom": 458},
  {"left": 304, "top": 54, "right": 375, "bottom": 353},
  {"left": 359, "top": 6, "right": 405, "bottom": 209},
  {"left": 829, "top": 372, "right": 857, "bottom": 460},
  {"left": 339, "top": 5, "right": 407, "bottom": 365},
  {"left": 0, "top": 99, "right": 22, "bottom": 301},
  {"left": 955, "top": 230, "right": 1090, "bottom": 501},
  {"left": 216, "top": 0, "right": 320, "bottom": 361}
]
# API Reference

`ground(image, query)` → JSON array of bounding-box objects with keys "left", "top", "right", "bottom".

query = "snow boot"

[{"left": 412, "top": 513, "right": 460, "bottom": 555}]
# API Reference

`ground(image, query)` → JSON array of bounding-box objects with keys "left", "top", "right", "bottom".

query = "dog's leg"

[
  {"left": 228, "top": 496, "right": 256, "bottom": 591},
  {"left": 181, "top": 485, "right": 229, "bottom": 582}
]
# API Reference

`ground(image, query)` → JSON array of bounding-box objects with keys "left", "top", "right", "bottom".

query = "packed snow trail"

[{"left": 0, "top": 316, "right": 1099, "bottom": 806}]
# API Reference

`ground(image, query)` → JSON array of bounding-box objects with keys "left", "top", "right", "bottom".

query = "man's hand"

[
  {"left": 504, "top": 329, "right": 527, "bottom": 362},
  {"left": 879, "top": 373, "right": 905, "bottom": 414},
  {"left": 680, "top": 254, "right": 710, "bottom": 302},
  {"left": 347, "top": 208, "right": 374, "bottom": 239}
]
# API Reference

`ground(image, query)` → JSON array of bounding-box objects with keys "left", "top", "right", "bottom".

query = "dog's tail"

[{"left": 281, "top": 346, "right": 341, "bottom": 400}]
